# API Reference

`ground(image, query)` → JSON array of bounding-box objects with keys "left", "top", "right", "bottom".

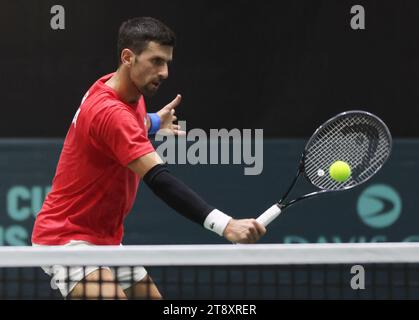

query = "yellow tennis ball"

[{"left": 329, "top": 161, "right": 351, "bottom": 182}]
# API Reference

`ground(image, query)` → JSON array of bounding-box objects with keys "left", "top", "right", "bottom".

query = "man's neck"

[{"left": 105, "top": 69, "right": 141, "bottom": 105}]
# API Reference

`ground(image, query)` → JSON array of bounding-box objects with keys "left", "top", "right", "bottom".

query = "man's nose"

[{"left": 159, "top": 64, "right": 169, "bottom": 80}]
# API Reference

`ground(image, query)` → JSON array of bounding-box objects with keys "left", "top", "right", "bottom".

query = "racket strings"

[
  {"left": 304, "top": 113, "right": 391, "bottom": 190},
  {"left": 313, "top": 120, "right": 387, "bottom": 187},
  {"left": 305, "top": 117, "right": 370, "bottom": 187},
  {"left": 310, "top": 116, "right": 389, "bottom": 188},
  {"left": 345, "top": 124, "right": 379, "bottom": 183}
]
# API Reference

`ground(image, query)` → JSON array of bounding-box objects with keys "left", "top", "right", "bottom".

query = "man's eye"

[{"left": 153, "top": 59, "right": 164, "bottom": 66}]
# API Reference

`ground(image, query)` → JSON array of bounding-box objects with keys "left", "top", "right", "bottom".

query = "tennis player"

[{"left": 31, "top": 17, "right": 266, "bottom": 299}]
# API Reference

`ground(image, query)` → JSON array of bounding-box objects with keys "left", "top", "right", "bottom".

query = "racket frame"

[{"left": 257, "top": 110, "right": 392, "bottom": 227}]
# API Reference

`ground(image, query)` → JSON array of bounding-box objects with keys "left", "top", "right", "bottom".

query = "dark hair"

[{"left": 117, "top": 17, "right": 176, "bottom": 63}]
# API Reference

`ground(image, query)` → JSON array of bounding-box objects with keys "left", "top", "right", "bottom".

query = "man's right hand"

[{"left": 223, "top": 219, "right": 266, "bottom": 244}]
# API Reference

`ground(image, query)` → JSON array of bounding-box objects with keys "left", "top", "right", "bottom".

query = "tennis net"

[{"left": 1, "top": 243, "right": 419, "bottom": 299}]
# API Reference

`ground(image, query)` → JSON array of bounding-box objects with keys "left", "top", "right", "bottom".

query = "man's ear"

[{"left": 120, "top": 49, "right": 134, "bottom": 67}]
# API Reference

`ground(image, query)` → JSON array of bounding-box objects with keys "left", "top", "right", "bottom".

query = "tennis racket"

[{"left": 256, "top": 110, "right": 392, "bottom": 227}]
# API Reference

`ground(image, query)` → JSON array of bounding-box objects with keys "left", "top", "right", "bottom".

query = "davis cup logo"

[{"left": 357, "top": 184, "right": 402, "bottom": 229}]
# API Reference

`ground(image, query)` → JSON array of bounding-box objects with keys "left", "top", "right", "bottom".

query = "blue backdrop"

[{"left": 0, "top": 139, "right": 415, "bottom": 246}]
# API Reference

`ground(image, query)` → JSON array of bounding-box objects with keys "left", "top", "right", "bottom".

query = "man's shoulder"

[
  {"left": 84, "top": 73, "right": 120, "bottom": 105},
  {"left": 82, "top": 74, "right": 140, "bottom": 119},
  {"left": 85, "top": 87, "right": 126, "bottom": 114}
]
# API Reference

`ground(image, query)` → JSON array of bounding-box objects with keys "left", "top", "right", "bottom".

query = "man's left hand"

[{"left": 156, "top": 94, "right": 186, "bottom": 136}]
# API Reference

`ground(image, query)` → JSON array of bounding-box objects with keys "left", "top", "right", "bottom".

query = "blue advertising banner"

[{"left": 0, "top": 139, "right": 416, "bottom": 246}]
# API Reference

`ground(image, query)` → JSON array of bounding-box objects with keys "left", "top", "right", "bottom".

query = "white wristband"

[{"left": 203, "top": 209, "right": 232, "bottom": 237}]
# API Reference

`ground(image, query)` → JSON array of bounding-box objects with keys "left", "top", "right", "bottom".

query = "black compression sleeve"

[{"left": 143, "top": 164, "right": 215, "bottom": 225}]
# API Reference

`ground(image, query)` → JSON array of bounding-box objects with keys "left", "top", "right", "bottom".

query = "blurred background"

[{"left": 0, "top": 0, "right": 417, "bottom": 245}]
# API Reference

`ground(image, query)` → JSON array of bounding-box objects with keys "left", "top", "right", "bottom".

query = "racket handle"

[{"left": 256, "top": 204, "right": 282, "bottom": 227}]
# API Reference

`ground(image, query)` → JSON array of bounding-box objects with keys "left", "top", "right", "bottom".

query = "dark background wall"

[{"left": 1, "top": 0, "right": 417, "bottom": 137}]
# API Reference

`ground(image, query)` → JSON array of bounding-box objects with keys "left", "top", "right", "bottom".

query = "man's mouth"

[{"left": 151, "top": 81, "right": 161, "bottom": 89}]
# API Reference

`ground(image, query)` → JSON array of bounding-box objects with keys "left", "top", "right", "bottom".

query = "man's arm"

[{"left": 128, "top": 152, "right": 266, "bottom": 243}]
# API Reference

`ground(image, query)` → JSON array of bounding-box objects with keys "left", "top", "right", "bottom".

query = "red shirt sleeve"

[{"left": 89, "top": 105, "right": 155, "bottom": 166}]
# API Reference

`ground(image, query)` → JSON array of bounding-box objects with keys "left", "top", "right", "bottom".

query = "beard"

[{"left": 137, "top": 82, "right": 160, "bottom": 97}]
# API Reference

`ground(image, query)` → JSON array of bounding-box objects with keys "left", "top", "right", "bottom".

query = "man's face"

[{"left": 129, "top": 41, "right": 173, "bottom": 97}]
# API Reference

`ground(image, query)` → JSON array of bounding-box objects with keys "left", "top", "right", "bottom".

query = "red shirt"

[{"left": 32, "top": 73, "right": 155, "bottom": 245}]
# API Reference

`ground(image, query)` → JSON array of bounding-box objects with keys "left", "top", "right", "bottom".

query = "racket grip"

[{"left": 256, "top": 204, "right": 282, "bottom": 227}]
